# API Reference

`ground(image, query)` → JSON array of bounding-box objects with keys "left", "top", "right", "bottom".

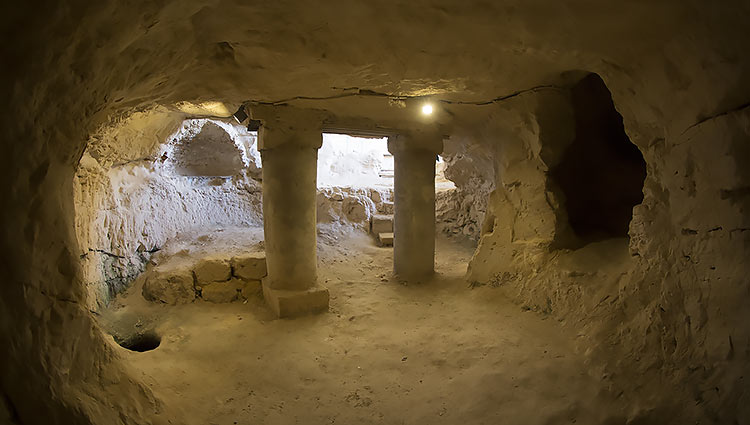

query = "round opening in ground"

[{"left": 114, "top": 331, "right": 162, "bottom": 352}]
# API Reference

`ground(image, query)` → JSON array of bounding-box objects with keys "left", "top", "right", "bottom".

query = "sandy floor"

[{"left": 100, "top": 226, "right": 624, "bottom": 425}]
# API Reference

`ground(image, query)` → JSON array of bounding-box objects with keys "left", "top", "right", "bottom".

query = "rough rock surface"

[
  {"left": 1, "top": 2, "right": 748, "bottom": 424},
  {"left": 74, "top": 114, "right": 264, "bottom": 309},
  {"left": 232, "top": 253, "right": 267, "bottom": 280},
  {"left": 193, "top": 257, "right": 232, "bottom": 284},
  {"left": 462, "top": 87, "right": 750, "bottom": 423},
  {"left": 240, "top": 280, "right": 263, "bottom": 299},
  {"left": 138, "top": 227, "right": 266, "bottom": 305},
  {"left": 142, "top": 267, "right": 195, "bottom": 305},
  {"left": 171, "top": 122, "right": 246, "bottom": 177},
  {"left": 200, "top": 278, "right": 244, "bottom": 303},
  {"left": 75, "top": 111, "right": 395, "bottom": 310},
  {"left": 316, "top": 187, "right": 386, "bottom": 226},
  {"left": 436, "top": 137, "right": 495, "bottom": 241}
]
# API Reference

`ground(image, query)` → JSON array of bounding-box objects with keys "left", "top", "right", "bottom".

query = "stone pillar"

[
  {"left": 388, "top": 133, "right": 442, "bottom": 281},
  {"left": 252, "top": 105, "right": 329, "bottom": 318}
]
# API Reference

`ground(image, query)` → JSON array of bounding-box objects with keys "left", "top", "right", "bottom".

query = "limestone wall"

[
  {"left": 1, "top": 1, "right": 748, "bottom": 423},
  {"left": 461, "top": 82, "right": 750, "bottom": 422},
  {"left": 74, "top": 114, "right": 263, "bottom": 310},
  {"left": 437, "top": 135, "right": 496, "bottom": 241}
]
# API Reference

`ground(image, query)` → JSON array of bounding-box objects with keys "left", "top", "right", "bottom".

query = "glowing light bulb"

[{"left": 421, "top": 104, "right": 434, "bottom": 115}]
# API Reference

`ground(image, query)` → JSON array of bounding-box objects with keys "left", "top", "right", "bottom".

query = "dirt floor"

[{"left": 99, "top": 226, "right": 624, "bottom": 425}]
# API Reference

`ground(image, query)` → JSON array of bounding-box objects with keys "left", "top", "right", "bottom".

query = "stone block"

[
  {"left": 142, "top": 267, "right": 195, "bottom": 305},
  {"left": 378, "top": 232, "right": 394, "bottom": 247},
  {"left": 371, "top": 214, "right": 393, "bottom": 235},
  {"left": 344, "top": 197, "right": 370, "bottom": 222},
  {"left": 262, "top": 280, "right": 329, "bottom": 318},
  {"left": 200, "top": 278, "right": 244, "bottom": 303},
  {"left": 240, "top": 279, "right": 263, "bottom": 299},
  {"left": 380, "top": 201, "right": 394, "bottom": 215},
  {"left": 194, "top": 257, "right": 231, "bottom": 284},
  {"left": 232, "top": 253, "right": 267, "bottom": 280}
]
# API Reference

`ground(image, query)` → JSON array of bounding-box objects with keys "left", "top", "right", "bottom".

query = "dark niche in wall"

[
  {"left": 550, "top": 73, "right": 646, "bottom": 248},
  {"left": 172, "top": 122, "right": 244, "bottom": 177}
]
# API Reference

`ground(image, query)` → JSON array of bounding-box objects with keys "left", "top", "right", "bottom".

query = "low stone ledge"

[{"left": 262, "top": 281, "right": 329, "bottom": 318}]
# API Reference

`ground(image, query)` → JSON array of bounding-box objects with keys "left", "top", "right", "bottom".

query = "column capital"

[
  {"left": 250, "top": 104, "right": 328, "bottom": 150},
  {"left": 387, "top": 129, "right": 445, "bottom": 156}
]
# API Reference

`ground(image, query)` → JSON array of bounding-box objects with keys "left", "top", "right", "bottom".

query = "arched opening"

[
  {"left": 316, "top": 133, "right": 394, "bottom": 244},
  {"left": 170, "top": 121, "right": 246, "bottom": 177},
  {"left": 550, "top": 73, "right": 647, "bottom": 248},
  {"left": 73, "top": 114, "right": 264, "bottom": 309}
]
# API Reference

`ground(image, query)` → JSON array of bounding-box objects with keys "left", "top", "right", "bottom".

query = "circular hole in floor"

[{"left": 114, "top": 330, "right": 161, "bottom": 352}]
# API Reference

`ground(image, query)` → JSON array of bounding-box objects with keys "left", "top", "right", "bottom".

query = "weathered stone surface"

[
  {"left": 371, "top": 214, "right": 393, "bottom": 235},
  {"left": 232, "top": 253, "right": 267, "bottom": 280},
  {"left": 142, "top": 267, "right": 195, "bottom": 305},
  {"left": 193, "top": 257, "right": 231, "bottom": 284},
  {"left": 377, "top": 232, "right": 394, "bottom": 247},
  {"left": 343, "top": 196, "right": 372, "bottom": 223},
  {"left": 380, "top": 201, "right": 394, "bottom": 215},
  {"left": 200, "top": 279, "right": 243, "bottom": 303},
  {"left": 262, "top": 281, "right": 329, "bottom": 318},
  {"left": 240, "top": 279, "right": 263, "bottom": 299},
  {"left": 6, "top": 2, "right": 750, "bottom": 423}
]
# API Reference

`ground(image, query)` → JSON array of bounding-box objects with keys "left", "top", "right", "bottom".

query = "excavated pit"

[{"left": 114, "top": 331, "right": 162, "bottom": 353}]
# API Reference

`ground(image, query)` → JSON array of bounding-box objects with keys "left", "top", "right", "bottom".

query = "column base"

[
  {"left": 262, "top": 279, "right": 330, "bottom": 318},
  {"left": 393, "top": 270, "right": 435, "bottom": 284}
]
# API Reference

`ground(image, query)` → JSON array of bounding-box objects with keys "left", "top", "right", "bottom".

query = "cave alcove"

[
  {"left": 171, "top": 121, "right": 246, "bottom": 177},
  {"left": 550, "top": 73, "right": 647, "bottom": 248}
]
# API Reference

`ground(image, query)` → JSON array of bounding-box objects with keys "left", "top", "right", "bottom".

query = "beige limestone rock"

[
  {"left": 343, "top": 196, "right": 371, "bottom": 222},
  {"left": 240, "top": 279, "right": 263, "bottom": 299},
  {"left": 377, "top": 232, "right": 394, "bottom": 247},
  {"left": 194, "top": 257, "right": 231, "bottom": 284},
  {"left": 370, "top": 190, "right": 383, "bottom": 204},
  {"left": 200, "top": 279, "right": 244, "bottom": 303},
  {"left": 262, "top": 282, "right": 330, "bottom": 318},
  {"left": 5, "top": 2, "right": 750, "bottom": 422},
  {"left": 142, "top": 267, "right": 195, "bottom": 305},
  {"left": 380, "top": 201, "right": 394, "bottom": 215},
  {"left": 232, "top": 253, "right": 267, "bottom": 280},
  {"left": 73, "top": 116, "right": 264, "bottom": 309},
  {"left": 370, "top": 214, "right": 393, "bottom": 235}
]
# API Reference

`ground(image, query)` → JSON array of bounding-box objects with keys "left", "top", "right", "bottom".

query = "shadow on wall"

[
  {"left": 172, "top": 121, "right": 245, "bottom": 176},
  {"left": 550, "top": 73, "right": 647, "bottom": 249}
]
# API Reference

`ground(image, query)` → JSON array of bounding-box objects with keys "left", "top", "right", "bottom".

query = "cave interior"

[{"left": 1, "top": 2, "right": 749, "bottom": 425}]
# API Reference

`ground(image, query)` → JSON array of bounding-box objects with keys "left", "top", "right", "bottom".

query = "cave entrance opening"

[
  {"left": 171, "top": 121, "right": 248, "bottom": 177},
  {"left": 316, "top": 132, "right": 396, "bottom": 249},
  {"left": 316, "top": 132, "right": 452, "bottom": 256},
  {"left": 317, "top": 133, "right": 394, "bottom": 189},
  {"left": 74, "top": 116, "right": 265, "bottom": 309},
  {"left": 550, "top": 73, "right": 647, "bottom": 249}
]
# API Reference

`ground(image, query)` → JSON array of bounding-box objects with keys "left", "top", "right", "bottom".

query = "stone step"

[
  {"left": 377, "top": 232, "right": 394, "bottom": 247},
  {"left": 371, "top": 214, "right": 394, "bottom": 235}
]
